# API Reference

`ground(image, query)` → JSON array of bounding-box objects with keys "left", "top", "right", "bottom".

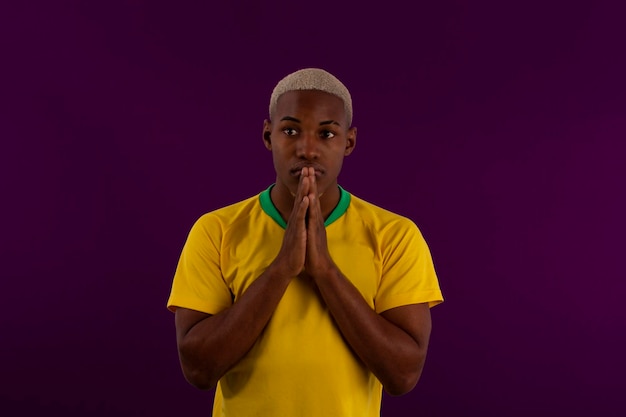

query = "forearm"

[
  {"left": 313, "top": 266, "right": 430, "bottom": 395},
  {"left": 178, "top": 175, "right": 311, "bottom": 390},
  {"left": 177, "top": 263, "right": 291, "bottom": 390}
]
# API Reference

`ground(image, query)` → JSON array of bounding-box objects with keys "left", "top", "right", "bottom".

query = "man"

[{"left": 167, "top": 68, "right": 443, "bottom": 416}]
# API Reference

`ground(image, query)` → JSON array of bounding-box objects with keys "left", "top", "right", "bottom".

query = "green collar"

[{"left": 259, "top": 184, "right": 351, "bottom": 229}]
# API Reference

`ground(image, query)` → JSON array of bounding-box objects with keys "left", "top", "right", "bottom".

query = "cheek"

[
  {"left": 271, "top": 153, "right": 281, "bottom": 170},
  {"left": 330, "top": 152, "right": 346, "bottom": 170},
  {"left": 271, "top": 150, "right": 288, "bottom": 173},
  {"left": 333, "top": 160, "right": 345, "bottom": 176}
]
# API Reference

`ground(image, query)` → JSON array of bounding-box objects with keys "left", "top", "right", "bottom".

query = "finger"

[
  {"left": 294, "top": 167, "right": 307, "bottom": 200},
  {"left": 307, "top": 190, "right": 321, "bottom": 234},
  {"left": 309, "top": 167, "right": 318, "bottom": 199},
  {"left": 308, "top": 169, "right": 322, "bottom": 221},
  {"left": 288, "top": 190, "right": 309, "bottom": 234},
  {"left": 291, "top": 170, "right": 310, "bottom": 217},
  {"left": 298, "top": 195, "right": 310, "bottom": 221},
  {"left": 294, "top": 169, "right": 313, "bottom": 228}
]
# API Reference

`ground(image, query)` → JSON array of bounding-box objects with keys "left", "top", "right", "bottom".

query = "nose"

[{"left": 295, "top": 132, "right": 319, "bottom": 160}]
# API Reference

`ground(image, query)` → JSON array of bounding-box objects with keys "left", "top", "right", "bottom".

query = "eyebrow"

[{"left": 280, "top": 116, "right": 341, "bottom": 127}]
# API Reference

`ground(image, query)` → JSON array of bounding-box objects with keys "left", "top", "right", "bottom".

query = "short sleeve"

[
  {"left": 166, "top": 213, "right": 233, "bottom": 315},
  {"left": 374, "top": 218, "right": 443, "bottom": 313}
]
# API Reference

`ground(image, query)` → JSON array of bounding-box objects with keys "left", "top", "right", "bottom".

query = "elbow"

[
  {"left": 383, "top": 372, "right": 420, "bottom": 396},
  {"left": 382, "top": 353, "right": 427, "bottom": 396},
  {"left": 182, "top": 366, "right": 218, "bottom": 391},
  {"left": 178, "top": 345, "right": 219, "bottom": 391}
]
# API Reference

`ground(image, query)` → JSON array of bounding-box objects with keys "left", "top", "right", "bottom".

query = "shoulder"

[
  {"left": 343, "top": 192, "right": 431, "bottom": 255},
  {"left": 190, "top": 194, "right": 261, "bottom": 237},
  {"left": 347, "top": 193, "right": 420, "bottom": 236}
]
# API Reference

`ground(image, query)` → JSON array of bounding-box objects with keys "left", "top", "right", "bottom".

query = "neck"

[{"left": 270, "top": 181, "right": 340, "bottom": 224}]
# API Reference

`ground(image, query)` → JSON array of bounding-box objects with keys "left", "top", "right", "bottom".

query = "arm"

[
  {"left": 175, "top": 262, "right": 291, "bottom": 390},
  {"left": 305, "top": 173, "right": 432, "bottom": 396},
  {"left": 309, "top": 267, "right": 431, "bottom": 396},
  {"left": 174, "top": 174, "right": 312, "bottom": 390}
]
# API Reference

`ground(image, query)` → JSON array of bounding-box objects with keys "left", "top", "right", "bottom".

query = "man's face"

[{"left": 263, "top": 90, "right": 357, "bottom": 198}]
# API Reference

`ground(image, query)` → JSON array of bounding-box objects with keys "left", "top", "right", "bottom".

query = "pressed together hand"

[{"left": 274, "top": 167, "right": 335, "bottom": 281}]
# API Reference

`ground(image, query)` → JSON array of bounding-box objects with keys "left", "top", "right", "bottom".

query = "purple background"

[{"left": 2, "top": 1, "right": 625, "bottom": 416}]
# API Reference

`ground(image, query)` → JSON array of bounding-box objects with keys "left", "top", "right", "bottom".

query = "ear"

[
  {"left": 263, "top": 119, "right": 272, "bottom": 150},
  {"left": 344, "top": 126, "right": 357, "bottom": 156}
]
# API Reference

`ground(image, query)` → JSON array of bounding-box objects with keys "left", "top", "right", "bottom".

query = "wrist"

[
  {"left": 267, "top": 258, "right": 299, "bottom": 282},
  {"left": 309, "top": 258, "right": 339, "bottom": 283}
]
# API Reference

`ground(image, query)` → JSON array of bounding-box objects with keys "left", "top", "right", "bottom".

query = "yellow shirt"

[{"left": 167, "top": 186, "right": 443, "bottom": 417}]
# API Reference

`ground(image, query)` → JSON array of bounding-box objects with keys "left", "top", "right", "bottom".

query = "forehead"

[{"left": 274, "top": 90, "right": 346, "bottom": 122}]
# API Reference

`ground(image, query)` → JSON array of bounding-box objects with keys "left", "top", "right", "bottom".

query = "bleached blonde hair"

[{"left": 269, "top": 68, "right": 353, "bottom": 126}]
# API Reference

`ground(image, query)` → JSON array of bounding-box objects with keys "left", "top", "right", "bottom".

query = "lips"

[{"left": 290, "top": 164, "right": 324, "bottom": 176}]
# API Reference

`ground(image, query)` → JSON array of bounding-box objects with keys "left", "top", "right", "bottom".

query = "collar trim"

[{"left": 259, "top": 184, "right": 351, "bottom": 229}]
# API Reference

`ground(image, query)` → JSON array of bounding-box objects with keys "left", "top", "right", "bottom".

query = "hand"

[
  {"left": 271, "top": 167, "right": 311, "bottom": 279},
  {"left": 304, "top": 168, "right": 335, "bottom": 280}
]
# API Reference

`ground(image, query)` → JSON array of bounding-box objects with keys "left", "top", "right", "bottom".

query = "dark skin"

[{"left": 175, "top": 90, "right": 432, "bottom": 395}]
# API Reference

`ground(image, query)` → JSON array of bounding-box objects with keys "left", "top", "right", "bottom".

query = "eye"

[
  {"left": 321, "top": 130, "right": 336, "bottom": 139},
  {"left": 283, "top": 127, "right": 298, "bottom": 136}
]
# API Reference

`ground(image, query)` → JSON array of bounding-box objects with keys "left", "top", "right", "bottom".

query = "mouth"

[{"left": 290, "top": 165, "right": 324, "bottom": 177}]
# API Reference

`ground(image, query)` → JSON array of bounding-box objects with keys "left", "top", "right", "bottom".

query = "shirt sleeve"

[
  {"left": 166, "top": 213, "right": 233, "bottom": 315},
  {"left": 374, "top": 217, "right": 443, "bottom": 313}
]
